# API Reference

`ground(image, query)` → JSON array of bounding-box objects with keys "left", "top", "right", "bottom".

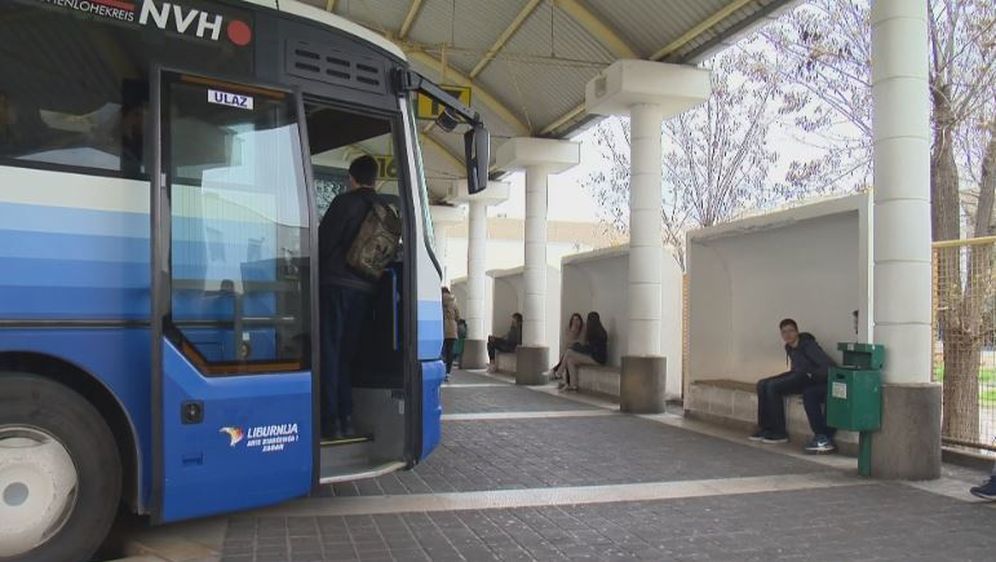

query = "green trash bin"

[
  {"left": 826, "top": 369, "right": 882, "bottom": 431},
  {"left": 826, "top": 343, "right": 884, "bottom": 476}
]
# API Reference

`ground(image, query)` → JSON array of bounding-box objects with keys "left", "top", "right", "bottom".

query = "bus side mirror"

[{"left": 464, "top": 124, "right": 489, "bottom": 194}]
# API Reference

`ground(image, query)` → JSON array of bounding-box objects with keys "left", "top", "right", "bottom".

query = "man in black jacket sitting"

[{"left": 750, "top": 318, "right": 837, "bottom": 453}]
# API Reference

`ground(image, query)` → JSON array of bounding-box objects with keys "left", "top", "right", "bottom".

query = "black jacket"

[
  {"left": 573, "top": 330, "right": 608, "bottom": 365},
  {"left": 504, "top": 322, "right": 522, "bottom": 347},
  {"left": 786, "top": 333, "right": 835, "bottom": 382},
  {"left": 318, "top": 188, "right": 378, "bottom": 293},
  {"left": 589, "top": 332, "right": 608, "bottom": 365}
]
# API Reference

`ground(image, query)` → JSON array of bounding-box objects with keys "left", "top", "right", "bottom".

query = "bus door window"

[{"left": 164, "top": 76, "right": 310, "bottom": 374}]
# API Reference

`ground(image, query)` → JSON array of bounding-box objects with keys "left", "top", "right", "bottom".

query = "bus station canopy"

[{"left": 301, "top": 0, "right": 797, "bottom": 196}]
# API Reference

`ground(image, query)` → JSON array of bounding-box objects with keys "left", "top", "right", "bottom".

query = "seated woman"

[
  {"left": 551, "top": 313, "right": 584, "bottom": 380},
  {"left": 556, "top": 311, "right": 608, "bottom": 391},
  {"left": 487, "top": 313, "right": 522, "bottom": 368}
]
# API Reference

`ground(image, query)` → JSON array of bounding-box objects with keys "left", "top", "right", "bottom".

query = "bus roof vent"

[{"left": 287, "top": 41, "right": 386, "bottom": 94}]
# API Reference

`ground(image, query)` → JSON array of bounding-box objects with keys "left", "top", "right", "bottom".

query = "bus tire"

[{"left": 0, "top": 372, "right": 122, "bottom": 562}]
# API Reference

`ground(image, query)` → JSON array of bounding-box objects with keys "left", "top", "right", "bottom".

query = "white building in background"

[
  {"left": 445, "top": 217, "right": 622, "bottom": 340},
  {"left": 439, "top": 217, "right": 622, "bottom": 284}
]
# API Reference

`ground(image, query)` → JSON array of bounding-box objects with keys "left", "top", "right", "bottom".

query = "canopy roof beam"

[
  {"left": 539, "top": 0, "right": 755, "bottom": 137},
  {"left": 553, "top": 0, "right": 639, "bottom": 60},
  {"left": 469, "top": 0, "right": 544, "bottom": 79},
  {"left": 399, "top": 0, "right": 425, "bottom": 40},
  {"left": 652, "top": 0, "right": 755, "bottom": 60}
]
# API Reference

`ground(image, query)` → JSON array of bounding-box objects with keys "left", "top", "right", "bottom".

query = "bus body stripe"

[
  {"left": 0, "top": 202, "right": 148, "bottom": 238},
  {"left": 0, "top": 166, "right": 148, "bottom": 214}
]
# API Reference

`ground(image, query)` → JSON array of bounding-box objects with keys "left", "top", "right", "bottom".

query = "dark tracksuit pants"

[
  {"left": 756, "top": 371, "right": 834, "bottom": 437},
  {"left": 320, "top": 284, "right": 373, "bottom": 432},
  {"left": 442, "top": 338, "right": 456, "bottom": 374},
  {"left": 487, "top": 337, "right": 515, "bottom": 360}
]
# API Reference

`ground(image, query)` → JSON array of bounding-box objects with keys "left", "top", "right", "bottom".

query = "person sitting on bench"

[
  {"left": 750, "top": 318, "right": 837, "bottom": 453},
  {"left": 556, "top": 311, "right": 608, "bottom": 392},
  {"left": 487, "top": 313, "right": 522, "bottom": 367}
]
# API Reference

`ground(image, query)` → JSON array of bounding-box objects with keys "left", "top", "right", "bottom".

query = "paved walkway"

[{"left": 114, "top": 369, "right": 996, "bottom": 562}]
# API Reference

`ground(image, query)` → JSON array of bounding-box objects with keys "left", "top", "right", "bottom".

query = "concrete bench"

[
  {"left": 685, "top": 379, "right": 857, "bottom": 453},
  {"left": 576, "top": 364, "right": 621, "bottom": 399},
  {"left": 495, "top": 351, "right": 517, "bottom": 374}
]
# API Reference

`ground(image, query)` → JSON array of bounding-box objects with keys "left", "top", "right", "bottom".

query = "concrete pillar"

[
  {"left": 870, "top": 0, "right": 940, "bottom": 480},
  {"left": 430, "top": 205, "right": 465, "bottom": 285},
  {"left": 628, "top": 103, "right": 666, "bottom": 356},
  {"left": 464, "top": 200, "right": 488, "bottom": 366},
  {"left": 586, "top": 59, "right": 710, "bottom": 412},
  {"left": 523, "top": 165, "right": 551, "bottom": 349},
  {"left": 448, "top": 180, "right": 510, "bottom": 369},
  {"left": 495, "top": 138, "right": 580, "bottom": 385}
]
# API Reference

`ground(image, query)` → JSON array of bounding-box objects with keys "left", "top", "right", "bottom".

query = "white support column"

[
  {"left": 430, "top": 205, "right": 466, "bottom": 285},
  {"left": 448, "top": 180, "right": 510, "bottom": 369},
  {"left": 871, "top": 0, "right": 932, "bottom": 385},
  {"left": 496, "top": 138, "right": 579, "bottom": 383},
  {"left": 523, "top": 164, "right": 551, "bottom": 347},
  {"left": 465, "top": 200, "right": 488, "bottom": 344},
  {"left": 869, "top": 0, "right": 940, "bottom": 479},
  {"left": 586, "top": 59, "right": 711, "bottom": 412},
  {"left": 628, "top": 103, "right": 665, "bottom": 356}
]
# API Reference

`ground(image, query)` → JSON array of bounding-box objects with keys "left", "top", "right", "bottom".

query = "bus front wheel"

[{"left": 0, "top": 372, "right": 122, "bottom": 562}]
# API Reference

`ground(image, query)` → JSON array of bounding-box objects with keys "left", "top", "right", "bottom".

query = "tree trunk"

[
  {"left": 941, "top": 246, "right": 987, "bottom": 441},
  {"left": 941, "top": 329, "right": 982, "bottom": 441},
  {"left": 931, "top": 84, "right": 961, "bottom": 243},
  {"left": 932, "top": 80, "right": 984, "bottom": 442}
]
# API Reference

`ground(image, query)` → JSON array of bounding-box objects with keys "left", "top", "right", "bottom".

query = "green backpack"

[{"left": 346, "top": 194, "right": 402, "bottom": 281}]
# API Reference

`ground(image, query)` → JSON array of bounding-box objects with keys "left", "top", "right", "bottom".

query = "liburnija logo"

[
  {"left": 39, "top": 0, "right": 253, "bottom": 46},
  {"left": 219, "top": 426, "right": 244, "bottom": 447},
  {"left": 220, "top": 423, "right": 299, "bottom": 453}
]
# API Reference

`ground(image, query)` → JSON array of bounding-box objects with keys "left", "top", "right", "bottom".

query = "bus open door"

[{"left": 149, "top": 69, "right": 315, "bottom": 522}]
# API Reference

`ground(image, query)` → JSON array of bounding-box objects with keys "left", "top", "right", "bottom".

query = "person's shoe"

[
  {"left": 760, "top": 432, "right": 789, "bottom": 444},
  {"left": 557, "top": 381, "right": 567, "bottom": 390},
  {"left": 969, "top": 476, "right": 996, "bottom": 500},
  {"left": 444, "top": 375, "right": 451, "bottom": 384},
  {"left": 748, "top": 430, "right": 767, "bottom": 442},
  {"left": 338, "top": 416, "right": 355, "bottom": 438},
  {"left": 803, "top": 434, "right": 837, "bottom": 454}
]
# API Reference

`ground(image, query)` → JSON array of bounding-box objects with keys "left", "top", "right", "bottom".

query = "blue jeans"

[
  {"left": 757, "top": 371, "right": 835, "bottom": 437},
  {"left": 320, "top": 284, "right": 373, "bottom": 429}
]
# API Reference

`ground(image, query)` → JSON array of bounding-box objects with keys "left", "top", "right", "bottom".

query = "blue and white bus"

[{"left": 0, "top": 1, "right": 488, "bottom": 560}]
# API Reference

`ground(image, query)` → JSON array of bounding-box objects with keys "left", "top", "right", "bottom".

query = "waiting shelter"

[
  {"left": 684, "top": 193, "right": 872, "bottom": 451},
  {"left": 560, "top": 245, "right": 684, "bottom": 401},
  {"left": 488, "top": 265, "right": 562, "bottom": 377},
  {"left": 312, "top": 0, "right": 943, "bottom": 480}
]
